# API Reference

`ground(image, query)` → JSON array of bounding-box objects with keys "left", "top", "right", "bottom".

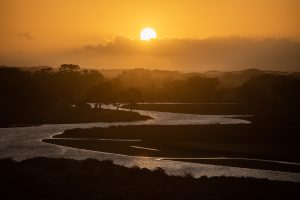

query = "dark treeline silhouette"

[
  {"left": 1, "top": 65, "right": 300, "bottom": 112},
  {"left": 158, "top": 76, "right": 220, "bottom": 102},
  {"left": 0, "top": 65, "right": 143, "bottom": 109},
  {"left": 237, "top": 74, "right": 300, "bottom": 105},
  {"left": 107, "top": 68, "right": 300, "bottom": 106},
  {"left": 0, "top": 65, "right": 152, "bottom": 127}
]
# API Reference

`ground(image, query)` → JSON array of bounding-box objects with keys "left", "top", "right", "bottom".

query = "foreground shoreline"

[
  {"left": 0, "top": 107, "right": 152, "bottom": 128},
  {"left": 1, "top": 157, "right": 299, "bottom": 200}
]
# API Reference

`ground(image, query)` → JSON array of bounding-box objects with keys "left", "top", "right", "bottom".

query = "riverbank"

[
  {"left": 121, "top": 102, "right": 300, "bottom": 135},
  {"left": 44, "top": 124, "right": 300, "bottom": 172},
  {"left": 122, "top": 103, "right": 300, "bottom": 126},
  {"left": 123, "top": 103, "right": 248, "bottom": 115},
  {"left": 1, "top": 158, "right": 299, "bottom": 200},
  {"left": 0, "top": 106, "right": 152, "bottom": 128}
]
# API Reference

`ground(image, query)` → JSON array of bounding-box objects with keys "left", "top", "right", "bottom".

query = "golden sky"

[{"left": 1, "top": 0, "right": 300, "bottom": 71}]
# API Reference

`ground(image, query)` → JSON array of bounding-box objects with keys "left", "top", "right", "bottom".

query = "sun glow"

[{"left": 140, "top": 28, "right": 157, "bottom": 41}]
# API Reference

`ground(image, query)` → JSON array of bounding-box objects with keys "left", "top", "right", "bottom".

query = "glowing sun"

[{"left": 140, "top": 28, "right": 157, "bottom": 41}]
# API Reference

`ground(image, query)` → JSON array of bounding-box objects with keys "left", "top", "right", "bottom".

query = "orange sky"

[{"left": 1, "top": 0, "right": 300, "bottom": 71}]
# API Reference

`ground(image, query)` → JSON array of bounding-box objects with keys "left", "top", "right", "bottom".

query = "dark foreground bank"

[
  {"left": 1, "top": 158, "right": 299, "bottom": 200},
  {"left": 0, "top": 106, "right": 151, "bottom": 127}
]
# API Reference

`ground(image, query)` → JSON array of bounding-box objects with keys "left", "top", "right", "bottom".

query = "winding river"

[{"left": 1, "top": 107, "right": 300, "bottom": 182}]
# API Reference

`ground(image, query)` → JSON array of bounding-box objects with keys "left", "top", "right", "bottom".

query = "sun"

[{"left": 140, "top": 28, "right": 157, "bottom": 41}]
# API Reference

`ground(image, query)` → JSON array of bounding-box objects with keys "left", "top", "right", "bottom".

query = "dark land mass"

[
  {"left": 1, "top": 158, "right": 299, "bottom": 200},
  {"left": 0, "top": 106, "right": 151, "bottom": 128},
  {"left": 44, "top": 122, "right": 300, "bottom": 172}
]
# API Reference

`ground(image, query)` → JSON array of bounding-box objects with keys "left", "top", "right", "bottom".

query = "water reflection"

[{"left": 1, "top": 108, "right": 300, "bottom": 182}]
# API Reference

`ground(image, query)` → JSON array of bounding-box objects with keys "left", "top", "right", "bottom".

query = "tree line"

[
  {"left": 0, "top": 65, "right": 142, "bottom": 111},
  {"left": 1, "top": 64, "right": 300, "bottom": 110}
]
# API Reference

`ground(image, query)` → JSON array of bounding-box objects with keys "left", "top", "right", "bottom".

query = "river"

[{"left": 1, "top": 107, "right": 300, "bottom": 182}]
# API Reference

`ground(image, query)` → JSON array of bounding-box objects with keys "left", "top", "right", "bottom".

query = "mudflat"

[{"left": 44, "top": 123, "right": 300, "bottom": 173}]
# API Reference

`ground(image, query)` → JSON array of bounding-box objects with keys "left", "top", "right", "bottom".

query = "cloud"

[
  {"left": 1, "top": 35, "right": 300, "bottom": 71},
  {"left": 76, "top": 36, "right": 300, "bottom": 71},
  {"left": 18, "top": 32, "right": 35, "bottom": 40}
]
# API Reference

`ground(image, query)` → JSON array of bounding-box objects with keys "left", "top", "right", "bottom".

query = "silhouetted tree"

[
  {"left": 162, "top": 76, "right": 220, "bottom": 102},
  {"left": 59, "top": 64, "right": 81, "bottom": 72},
  {"left": 87, "top": 81, "right": 114, "bottom": 109},
  {"left": 238, "top": 74, "right": 300, "bottom": 105},
  {"left": 125, "top": 88, "right": 143, "bottom": 112},
  {"left": 0, "top": 65, "right": 107, "bottom": 108},
  {"left": 112, "top": 90, "right": 127, "bottom": 111}
]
